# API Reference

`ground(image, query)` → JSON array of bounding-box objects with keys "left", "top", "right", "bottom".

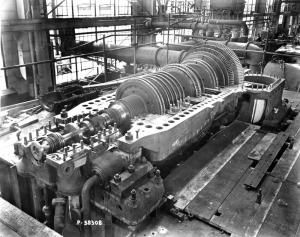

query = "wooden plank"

[
  {"left": 185, "top": 131, "right": 264, "bottom": 221},
  {"left": 0, "top": 197, "right": 62, "bottom": 237},
  {"left": 164, "top": 121, "right": 250, "bottom": 197},
  {"left": 286, "top": 155, "right": 300, "bottom": 185},
  {"left": 210, "top": 115, "right": 300, "bottom": 237},
  {"left": 257, "top": 181, "right": 300, "bottom": 237},
  {"left": 248, "top": 133, "right": 277, "bottom": 161},
  {"left": 210, "top": 174, "right": 282, "bottom": 237},
  {"left": 9, "top": 166, "right": 22, "bottom": 209},
  {"left": 271, "top": 128, "right": 300, "bottom": 184},
  {"left": 244, "top": 133, "right": 288, "bottom": 189},
  {"left": 0, "top": 221, "right": 22, "bottom": 237},
  {"left": 174, "top": 124, "right": 258, "bottom": 210}
]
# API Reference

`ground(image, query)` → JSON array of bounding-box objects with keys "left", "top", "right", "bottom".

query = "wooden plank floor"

[
  {"left": 185, "top": 131, "right": 264, "bottom": 221},
  {"left": 208, "top": 112, "right": 300, "bottom": 237}
]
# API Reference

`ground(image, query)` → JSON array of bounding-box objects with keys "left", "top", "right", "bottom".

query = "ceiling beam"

[{"left": 1, "top": 16, "right": 149, "bottom": 32}]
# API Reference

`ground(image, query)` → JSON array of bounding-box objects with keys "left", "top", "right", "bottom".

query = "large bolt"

[
  {"left": 256, "top": 188, "right": 262, "bottom": 204},
  {"left": 72, "top": 144, "right": 76, "bottom": 154},
  {"left": 97, "top": 132, "right": 102, "bottom": 142},
  {"left": 128, "top": 164, "right": 135, "bottom": 173},
  {"left": 135, "top": 129, "right": 140, "bottom": 139},
  {"left": 130, "top": 189, "right": 136, "bottom": 201},
  {"left": 155, "top": 169, "right": 161, "bottom": 178},
  {"left": 64, "top": 147, "right": 68, "bottom": 157},
  {"left": 113, "top": 173, "right": 121, "bottom": 183},
  {"left": 155, "top": 169, "right": 161, "bottom": 184},
  {"left": 44, "top": 126, "right": 47, "bottom": 135},
  {"left": 48, "top": 121, "right": 51, "bottom": 130},
  {"left": 61, "top": 109, "right": 68, "bottom": 118},
  {"left": 108, "top": 125, "right": 112, "bottom": 133},
  {"left": 80, "top": 140, "right": 84, "bottom": 150},
  {"left": 125, "top": 132, "right": 133, "bottom": 141},
  {"left": 36, "top": 129, "right": 39, "bottom": 138},
  {"left": 16, "top": 132, "right": 21, "bottom": 141}
]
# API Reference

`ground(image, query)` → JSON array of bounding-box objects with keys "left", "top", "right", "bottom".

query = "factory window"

[
  {"left": 47, "top": 0, "right": 132, "bottom": 18},
  {"left": 243, "top": 0, "right": 256, "bottom": 37},
  {"left": 76, "top": 0, "right": 94, "bottom": 16},
  {"left": 53, "top": 0, "right": 72, "bottom": 18},
  {"left": 266, "top": 0, "right": 275, "bottom": 13},
  {"left": 165, "top": 0, "right": 195, "bottom": 14},
  {"left": 46, "top": 0, "right": 134, "bottom": 85},
  {"left": 98, "top": 0, "right": 114, "bottom": 16},
  {"left": 116, "top": 0, "right": 131, "bottom": 16}
]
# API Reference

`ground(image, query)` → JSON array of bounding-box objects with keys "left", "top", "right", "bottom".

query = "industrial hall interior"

[{"left": 1, "top": 0, "right": 300, "bottom": 236}]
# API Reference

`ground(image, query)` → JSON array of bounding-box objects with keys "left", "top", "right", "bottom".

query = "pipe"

[
  {"left": 208, "top": 19, "right": 249, "bottom": 36},
  {"left": 81, "top": 175, "right": 99, "bottom": 237},
  {"left": 165, "top": 39, "right": 263, "bottom": 72},
  {"left": 52, "top": 197, "right": 66, "bottom": 234},
  {"left": 150, "top": 19, "right": 248, "bottom": 37},
  {"left": 72, "top": 41, "right": 186, "bottom": 67},
  {"left": 68, "top": 38, "right": 262, "bottom": 72},
  {"left": 80, "top": 152, "right": 125, "bottom": 237},
  {"left": 264, "top": 61, "right": 300, "bottom": 91}
]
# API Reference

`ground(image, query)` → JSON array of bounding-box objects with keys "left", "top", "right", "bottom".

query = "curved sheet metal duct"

[{"left": 264, "top": 61, "right": 300, "bottom": 92}]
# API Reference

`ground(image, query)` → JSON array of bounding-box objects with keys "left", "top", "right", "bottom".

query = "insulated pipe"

[
  {"left": 71, "top": 39, "right": 262, "bottom": 72},
  {"left": 73, "top": 41, "right": 186, "bottom": 67},
  {"left": 150, "top": 21, "right": 220, "bottom": 35},
  {"left": 165, "top": 40, "right": 263, "bottom": 72},
  {"left": 208, "top": 19, "right": 248, "bottom": 36},
  {"left": 150, "top": 19, "right": 248, "bottom": 37}
]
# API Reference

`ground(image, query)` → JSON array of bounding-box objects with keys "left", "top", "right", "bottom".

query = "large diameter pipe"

[
  {"left": 73, "top": 41, "right": 186, "bottom": 67},
  {"left": 165, "top": 40, "right": 263, "bottom": 72},
  {"left": 71, "top": 38, "right": 262, "bottom": 73},
  {"left": 264, "top": 61, "right": 300, "bottom": 91},
  {"left": 150, "top": 19, "right": 248, "bottom": 36}
]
